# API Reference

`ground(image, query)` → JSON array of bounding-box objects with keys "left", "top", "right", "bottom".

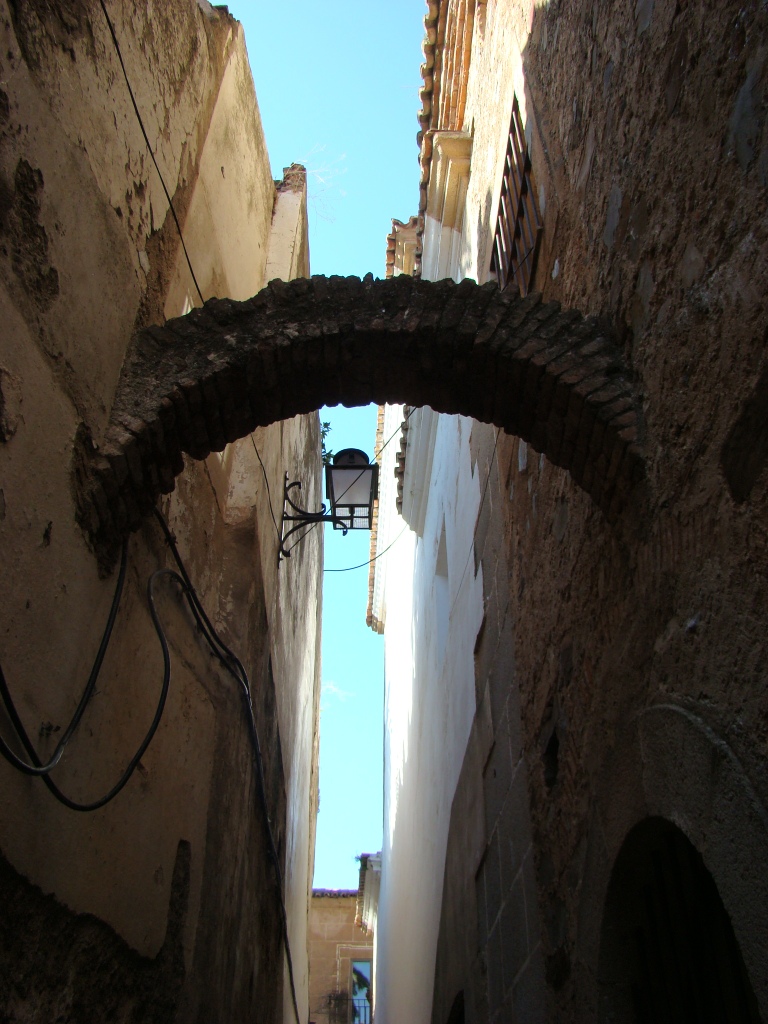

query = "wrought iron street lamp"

[{"left": 280, "top": 448, "right": 378, "bottom": 561}]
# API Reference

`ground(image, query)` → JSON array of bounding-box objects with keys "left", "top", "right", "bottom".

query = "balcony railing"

[
  {"left": 351, "top": 996, "right": 371, "bottom": 1023},
  {"left": 326, "top": 991, "right": 371, "bottom": 1024}
]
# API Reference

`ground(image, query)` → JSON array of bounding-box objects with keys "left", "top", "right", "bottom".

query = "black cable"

[
  {"left": 152, "top": 508, "right": 302, "bottom": 1024},
  {"left": 0, "top": 551, "right": 173, "bottom": 812},
  {"left": 152, "top": 510, "right": 250, "bottom": 688},
  {"left": 0, "top": 507, "right": 300, "bottom": 1019},
  {"left": 0, "top": 539, "right": 128, "bottom": 777},
  {"left": 324, "top": 525, "right": 408, "bottom": 573},
  {"left": 250, "top": 434, "right": 283, "bottom": 548},
  {"left": 98, "top": 0, "right": 205, "bottom": 307}
]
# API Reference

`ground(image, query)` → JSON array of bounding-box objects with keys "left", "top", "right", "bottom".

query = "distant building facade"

[{"left": 309, "top": 887, "right": 375, "bottom": 1024}]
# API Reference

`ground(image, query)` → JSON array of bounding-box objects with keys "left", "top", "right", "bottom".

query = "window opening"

[
  {"left": 490, "top": 94, "right": 542, "bottom": 297},
  {"left": 598, "top": 817, "right": 761, "bottom": 1023},
  {"left": 351, "top": 959, "right": 372, "bottom": 1023}
]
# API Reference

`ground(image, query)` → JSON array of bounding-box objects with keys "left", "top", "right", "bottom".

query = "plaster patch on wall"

[{"left": 0, "top": 160, "right": 59, "bottom": 310}]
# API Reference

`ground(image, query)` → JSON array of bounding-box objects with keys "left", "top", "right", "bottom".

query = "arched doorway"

[
  {"left": 598, "top": 817, "right": 761, "bottom": 1023},
  {"left": 75, "top": 274, "right": 644, "bottom": 562}
]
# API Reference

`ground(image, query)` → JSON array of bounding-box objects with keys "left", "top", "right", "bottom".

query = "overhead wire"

[
  {"left": 322, "top": 414, "right": 499, "bottom": 575},
  {"left": 98, "top": 0, "right": 205, "bottom": 307},
  {"left": 319, "top": 406, "right": 422, "bottom": 570},
  {"left": 0, "top": 540, "right": 172, "bottom": 812},
  {"left": 324, "top": 525, "right": 408, "bottom": 573}
]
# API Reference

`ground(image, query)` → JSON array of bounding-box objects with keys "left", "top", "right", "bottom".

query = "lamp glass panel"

[{"left": 329, "top": 466, "right": 374, "bottom": 508}]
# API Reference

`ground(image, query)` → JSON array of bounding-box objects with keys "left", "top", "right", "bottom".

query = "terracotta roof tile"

[{"left": 311, "top": 888, "right": 359, "bottom": 898}]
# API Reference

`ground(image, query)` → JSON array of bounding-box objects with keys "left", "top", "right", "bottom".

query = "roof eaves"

[
  {"left": 415, "top": 0, "right": 441, "bottom": 277},
  {"left": 415, "top": 0, "right": 477, "bottom": 275}
]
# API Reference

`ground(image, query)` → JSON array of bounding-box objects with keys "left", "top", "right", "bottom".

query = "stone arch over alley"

[{"left": 77, "top": 274, "right": 644, "bottom": 556}]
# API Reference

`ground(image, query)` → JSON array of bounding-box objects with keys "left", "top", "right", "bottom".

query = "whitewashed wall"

[
  {"left": 371, "top": 3, "right": 534, "bottom": 1019},
  {"left": 373, "top": 397, "right": 484, "bottom": 1024}
]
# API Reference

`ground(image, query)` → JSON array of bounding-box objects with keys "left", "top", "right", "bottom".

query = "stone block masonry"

[{"left": 76, "top": 274, "right": 644, "bottom": 565}]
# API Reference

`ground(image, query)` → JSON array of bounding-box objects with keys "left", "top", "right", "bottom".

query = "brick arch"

[{"left": 78, "top": 274, "right": 644, "bottom": 555}]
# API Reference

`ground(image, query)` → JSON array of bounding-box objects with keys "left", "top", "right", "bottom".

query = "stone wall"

[
  {"left": 512, "top": 0, "right": 768, "bottom": 1017},
  {"left": 428, "top": 0, "right": 768, "bottom": 1021},
  {"left": 0, "top": 2, "right": 321, "bottom": 1021}
]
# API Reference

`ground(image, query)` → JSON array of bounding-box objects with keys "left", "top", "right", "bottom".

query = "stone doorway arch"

[
  {"left": 76, "top": 274, "right": 644, "bottom": 560},
  {"left": 598, "top": 816, "right": 761, "bottom": 1023}
]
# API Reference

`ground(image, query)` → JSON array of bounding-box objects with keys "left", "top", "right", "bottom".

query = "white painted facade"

[
  {"left": 373, "top": 402, "right": 485, "bottom": 1024},
  {"left": 369, "top": 4, "right": 540, "bottom": 1020},
  {"left": 371, "top": 138, "right": 488, "bottom": 1024}
]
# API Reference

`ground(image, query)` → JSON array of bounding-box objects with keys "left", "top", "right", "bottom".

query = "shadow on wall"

[
  {"left": 476, "top": 186, "right": 494, "bottom": 279},
  {"left": 721, "top": 359, "right": 768, "bottom": 504},
  {"left": 0, "top": 840, "right": 190, "bottom": 1022}
]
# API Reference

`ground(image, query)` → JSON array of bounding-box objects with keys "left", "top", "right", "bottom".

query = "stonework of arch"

[{"left": 76, "top": 274, "right": 644, "bottom": 558}]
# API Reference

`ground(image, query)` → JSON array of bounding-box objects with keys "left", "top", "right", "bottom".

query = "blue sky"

[{"left": 225, "top": 0, "right": 426, "bottom": 888}]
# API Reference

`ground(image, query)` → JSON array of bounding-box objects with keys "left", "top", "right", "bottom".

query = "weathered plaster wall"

[{"left": 0, "top": 2, "right": 321, "bottom": 1021}]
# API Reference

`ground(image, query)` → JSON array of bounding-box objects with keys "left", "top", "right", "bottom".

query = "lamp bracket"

[{"left": 279, "top": 477, "right": 348, "bottom": 562}]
